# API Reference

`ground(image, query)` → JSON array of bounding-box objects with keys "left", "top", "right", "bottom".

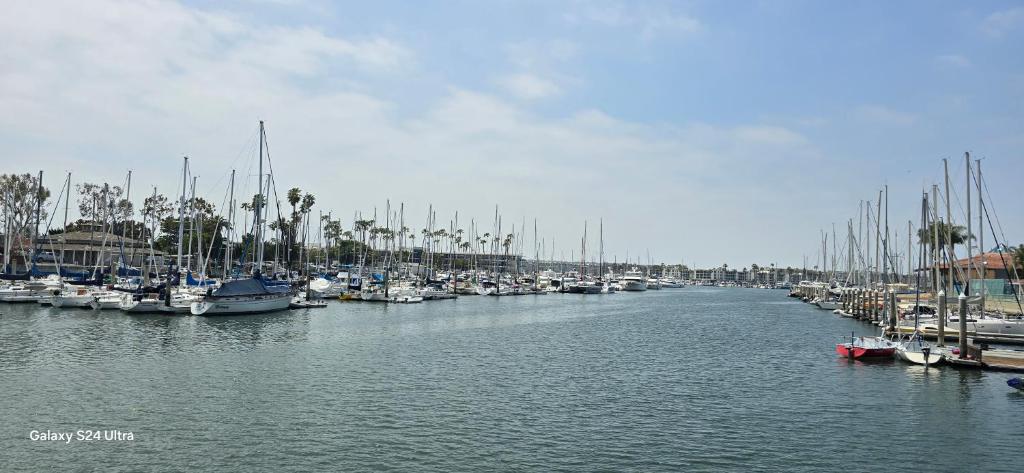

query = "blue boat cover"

[{"left": 212, "top": 278, "right": 289, "bottom": 296}]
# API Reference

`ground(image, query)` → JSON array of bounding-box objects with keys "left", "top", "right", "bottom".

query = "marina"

[
  {"left": 3, "top": 287, "right": 1024, "bottom": 472},
  {"left": 4, "top": 1, "right": 1024, "bottom": 470}
]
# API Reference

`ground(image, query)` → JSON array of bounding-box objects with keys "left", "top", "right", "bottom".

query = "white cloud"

[
  {"left": 982, "top": 7, "right": 1024, "bottom": 37},
  {"left": 935, "top": 54, "right": 971, "bottom": 68},
  {"left": 0, "top": 0, "right": 826, "bottom": 267},
  {"left": 497, "top": 73, "right": 562, "bottom": 99},
  {"left": 564, "top": 3, "right": 701, "bottom": 39},
  {"left": 853, "top": 105, "right": 917, "bottom": 126}
]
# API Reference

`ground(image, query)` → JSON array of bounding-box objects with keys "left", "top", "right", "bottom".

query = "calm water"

[{"left": 1, "top": 288, "right": 1021, "bottom": 471}]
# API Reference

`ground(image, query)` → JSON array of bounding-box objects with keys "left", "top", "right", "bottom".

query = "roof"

[
  {"left": 935, "top": 252, "right": 1017, "bottom": 271},
  {"left": 38, "top": 231, "right": 148, "bottom": 248}
]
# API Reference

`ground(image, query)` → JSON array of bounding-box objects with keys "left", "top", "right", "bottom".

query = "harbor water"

[{"left": 1, "top": 288, "right": 1021, "bottom": 471}]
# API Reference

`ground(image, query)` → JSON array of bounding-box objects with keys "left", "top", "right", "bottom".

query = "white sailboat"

[{"left": 189, "top": 121, "right": 293, "bottom": 316}]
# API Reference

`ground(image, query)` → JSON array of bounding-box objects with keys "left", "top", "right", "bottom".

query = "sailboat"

[
  {"left": 836, "top": 332, "right": 897, "bottom": 359},
  {"left": 895, "top": 192, "right": 944, "bottom": 366},
  {"left": 190, "top": 121, "right": 293, "bottom": 316}
]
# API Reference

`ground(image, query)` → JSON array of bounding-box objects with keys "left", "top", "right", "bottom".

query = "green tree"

[
  {"left": 917, "top": 221, "right": 973, "bottom": 250},
  {"left": 0, "top": 173, "right": 50, "bottom": 238}
]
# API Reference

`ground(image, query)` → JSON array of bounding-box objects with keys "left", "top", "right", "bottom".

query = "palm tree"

[
  {"left": 917, "top": 221, "right": 973, "bottom": 249},
  {"left": 1013, "top": 244, "right": 1024, "bottom": 274}
]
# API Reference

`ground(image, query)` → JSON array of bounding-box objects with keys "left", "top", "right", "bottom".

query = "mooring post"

[
  {"left": 958, "top": 293, "right": 968, "bottom": 359},
  {"left": 888, "top": 289, "right": 897, "bottom": 332},
  {"left": 937, "top": 290, "right": 946, "bottom": 347}
]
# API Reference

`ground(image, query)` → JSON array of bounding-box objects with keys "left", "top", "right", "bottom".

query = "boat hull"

[
  {"left": 190, "top": 294, "right": 291, "bottom": 315},
  {"left": 894, "top": 347, "right": 944, "bottom": 365},
  {"left": 622, "top": 281, "right": 647, "bottom": 292},
  {"left": 836, "top": 344, "right": 895, "bottom": 359}
]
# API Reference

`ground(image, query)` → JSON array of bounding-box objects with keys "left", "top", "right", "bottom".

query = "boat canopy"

[{"left": 211, "top": 278, "right": 289, "bottom": 296}]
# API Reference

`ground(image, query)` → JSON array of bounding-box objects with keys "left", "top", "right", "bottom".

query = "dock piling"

[
  {"left": 937, "top": 290, "right": 945, "bottom": 347},
  {"left": 958, "top": 293, "right": 967, "bottom": 358}
]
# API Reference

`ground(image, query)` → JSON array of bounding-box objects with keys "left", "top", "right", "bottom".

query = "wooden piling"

[
  {"left": 937, "top": 290, "right": 946, "bottom": 347},
  {"left": 958, "top": 293, "right": 968, "bottom": 358}
]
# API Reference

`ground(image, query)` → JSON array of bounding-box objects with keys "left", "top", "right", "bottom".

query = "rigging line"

[
  {"left": 978, "top": 160, "right": 1011, "bottom": 253},
  {"left": 199, "top": 126, "right": 260, "bottom": 198}
]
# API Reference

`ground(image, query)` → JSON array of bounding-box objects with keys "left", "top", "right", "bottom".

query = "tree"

[
  {"left": 0, "top": 173, "right": 50, "bottom": 239},
  {"left": 77, "top": 182, "right": 131, "bottom": 226},
  {"left": 1013, "top": 244, "right": 1024, "bottom": 275},
  {"left": 917, "top": 221, "right": 973, "bottom": 250},
  {"left": 140, "top": 192, "right": 173, "bottom": 242}
]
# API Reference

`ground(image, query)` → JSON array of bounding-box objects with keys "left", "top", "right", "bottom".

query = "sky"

[{"left": 1, "top": 0, "right": 1022, "bottom": 270}]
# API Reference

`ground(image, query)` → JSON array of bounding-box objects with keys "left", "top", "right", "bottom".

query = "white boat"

[
  {"left": 0, "top": 277, "right": 64, "bottom": 302},
  {"left": 308, "top": 276, "right": 344, "bottom": 298},
  {"left": 88, "top": 291, "right": 122, "bottom": 310},
  {"left": 646, "top": 278, "right": 662, "bottom": 290},
  {"left": 190, "top": 277, "right": 292, "bottom": 315},
  {"left": 360, "top": 285, "right": 389, "bottom": 302},
  {"left": 660, "top": 278, "right": 682, "bottom": 288},
  {"left": 51, "top": 287, "right": 100, "bottom": 308},
  {"left": 118, "top": 293, "right": 165, "bottom": 313},
  {"left": 621, "top": 270, "right": 647, "bottom": 292},
  {"left": 290, "top": 296, "right": 328, "bottom": 308},
  {"left": 816, "top": 299, "right": 839, "bottom": 310},
  {"left": 895, "top": 332, "right": 944, "bottom": 365}
]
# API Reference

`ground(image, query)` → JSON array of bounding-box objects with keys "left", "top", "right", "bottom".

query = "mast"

[
  {"left": 964, "top": 152, "right": 971, "bottom": 297},
  {"left": 907, "top": 220, "right": 912, "bottom": 285},
  {"left": 32, "top": 170, "right": 43, "bottom": 272},
  {"left": 882, "top": 185, "right": 889, "bottom": 289},
  {"left": 944, "top": 158, "right": 954, "bottom": 295},
  {"left": 61, "top": 172, "right": 70, "bottom": 273},
  {"left": 123, "top": 170, "right": 132, "bottom": 275},
  {"left": 914, "top": 192, "right": 926, "bottom": 331},
  {"left": 254, "top": 121, "right": 265, "bottom": 273},
  {"left": 932, "top": 185, "right": 940, "bottom": 295},
  {"left": 977, "top": 158, "right": 984, "bottom": 313},
  {"left": 224, "top": 169, "right": 235, "bottom": 279},
  {"left": 876, "top": 192, "right": 882, "bottom": 286},
  {"left": 176, "top": 156, "right": 188, "bottom": 285},
  {"left": 599, "top": 218, "right": 604, "bottom": 280}
]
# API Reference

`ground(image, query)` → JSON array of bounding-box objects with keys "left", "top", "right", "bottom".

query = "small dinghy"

[
  {"left": 836, "top": 332, "right": 897, "bottom": 359},
  {"left": 290, "top": 298, "right": 328, "bottom": 309},
  {"left": 895, "top": 332, "right": 944, "bottom": 366},
  {"left": 1008, "top": 378, "right": 1024, "bottom": 391}
]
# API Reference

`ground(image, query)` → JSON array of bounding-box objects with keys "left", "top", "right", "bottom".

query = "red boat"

[{"left": 836, "top": 336, "right": 897, "bottom": 359}]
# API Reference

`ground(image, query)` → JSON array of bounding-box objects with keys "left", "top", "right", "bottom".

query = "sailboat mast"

[
  {"left": 977, "top": 158, "right": 984, "bottom": 313},
  {"left": 932, "top": 185, "right": 940, "bottom": 295},
  {"left": 225, "top": 169, "right": 235, "bottom": 279},
  {"left": 965, "top": 152, "right": 971, "bottom": 297},
  {"left": 32, "top": 170, "right": 43, "bottom": 270},
  {"left": 255, "top": 121, "right": 265, "bottom": 271},
  {"left": 61, "top": 173, "right": 70, "bottom": 272},
  {"left": 176, "top": 156, "right": 188, "bottom": 282},
  {"left": 883, "top": 184, "right": 889, "bottom": 289},
  {"left": 944, "top": 159, "right": 954, "bottom": 295}
]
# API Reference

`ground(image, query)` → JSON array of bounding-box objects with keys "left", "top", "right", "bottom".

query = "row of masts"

[{"left": 808, "top": 153, "right": 1021, "bottom": 316}]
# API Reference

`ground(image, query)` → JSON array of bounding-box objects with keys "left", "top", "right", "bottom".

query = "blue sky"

[{"left": 1, "top": 0, "right": 1021, "bottom": 269}]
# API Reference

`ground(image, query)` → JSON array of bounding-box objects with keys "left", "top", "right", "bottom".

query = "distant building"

[{"left": 34, "top": 230, "right": 165, "bottom": 270}]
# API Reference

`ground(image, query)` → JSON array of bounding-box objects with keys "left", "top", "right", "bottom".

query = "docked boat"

[
  {"left": 621, "top": 270, "right": 647, "bottom": 292},
  {"left": 894, "top": 332, "right": 944, "bottom": 365},
  {"left": 836, "top": 335, "right": 897, "bottom": 359},
  {"left": 189, "top": 277, "right": 292, "bottom": 315},
  {"left": 660, "top": 278, "right": 682, "bottom": 288},
  {"left": 88, "top": 291, "right": 122, "bottom": 310},
  {"left": 118, "top": 293, "right": 165, "bottom": 313},
  {"left": 51, "top": 287, "right": 100, "bottom": 308}
]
